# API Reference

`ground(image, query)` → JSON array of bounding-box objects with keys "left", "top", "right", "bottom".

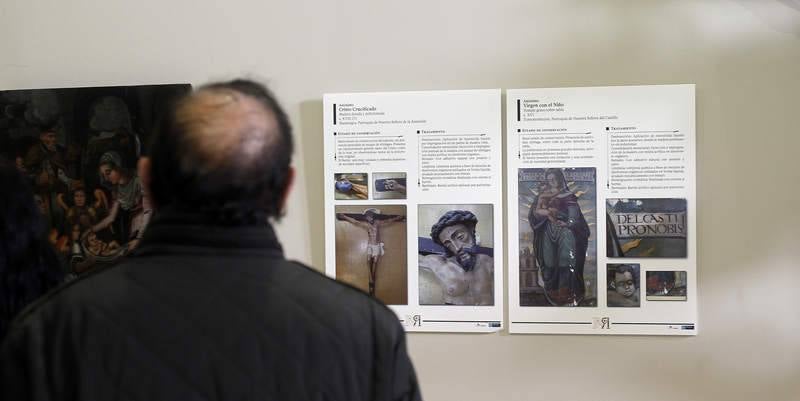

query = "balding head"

[
  {"left": 173, "top": 87, "right": 279, "bottom": 175},
  {"left": 147, "top": 79, "right": 293, "bottom": 221}
]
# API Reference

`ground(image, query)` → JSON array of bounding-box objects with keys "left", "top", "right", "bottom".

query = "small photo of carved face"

[
  {"left": 73, "top": 190, "right": 86, "bottom": 207},
  {"left": 438, "top": 224, "right": 476, "bottom": 265},
  {"left": 40, "top": 131, "right": 57, "bottom": 151},
  {"left": 100, "top": 164, "right": 121, "bottom": 185},
  {"left": 615, "top": 271, "right": 637, "bottom": 297}
]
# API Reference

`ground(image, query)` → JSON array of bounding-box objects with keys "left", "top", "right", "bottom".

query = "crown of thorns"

[{"left": 430, "top": 210, "right": 478, "bottom": 246}]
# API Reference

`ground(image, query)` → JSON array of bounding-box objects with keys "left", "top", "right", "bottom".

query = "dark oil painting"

[{"left": 1, "top": 84, "right": 190, "bottom": 274}]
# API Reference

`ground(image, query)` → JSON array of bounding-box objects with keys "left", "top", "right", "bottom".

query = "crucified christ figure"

[{"left": 337, "top": 209, "right": 404, "bottom": 296}]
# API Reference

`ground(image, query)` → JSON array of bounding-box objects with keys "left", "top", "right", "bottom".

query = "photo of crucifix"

[{"left": 335, "top": 206, "right": 407, "bottom": 304}]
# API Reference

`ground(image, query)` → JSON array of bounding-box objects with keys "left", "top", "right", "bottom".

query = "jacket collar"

[{"left": 132, "top": 206, "right": 284, "bottom": 257}]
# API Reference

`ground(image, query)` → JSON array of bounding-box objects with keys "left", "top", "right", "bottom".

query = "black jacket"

[{"left": 0, "top": 210, "right": 421, "bottom": 401}]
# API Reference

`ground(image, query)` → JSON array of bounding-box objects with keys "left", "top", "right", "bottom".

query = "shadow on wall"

[{"left": 299, "top": 100, "right": 325, "bottom": 268}]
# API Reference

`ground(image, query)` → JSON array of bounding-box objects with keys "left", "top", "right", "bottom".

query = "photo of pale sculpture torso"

[{"left": 419, "top": 210, "right": 494, "bottom": 306}]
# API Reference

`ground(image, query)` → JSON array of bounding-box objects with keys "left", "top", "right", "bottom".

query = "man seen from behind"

[{"left": 0, "top": 79, "right": 421, "bottom": 401}]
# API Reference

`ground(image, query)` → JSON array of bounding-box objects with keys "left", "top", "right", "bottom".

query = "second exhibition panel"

[{"left": 506, "top": 84, "right": 697, "bottom": 335}]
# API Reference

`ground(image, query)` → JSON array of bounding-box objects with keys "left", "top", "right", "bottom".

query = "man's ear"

[
  {"left": 279, "top": 166, "right": 295, "bottom": 214},
  {"left": 138, "top": 157, "right": 153, "bottom": 205}
]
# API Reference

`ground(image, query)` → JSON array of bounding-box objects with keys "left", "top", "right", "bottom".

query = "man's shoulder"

[
  {"left": 9, "top": 254, "right": 401, "bottom": 338},
  {"left": 5, "top": 263, "right": 122, "bottom": 336},
  {"left": 280, "top": 260, "right": 401, "bottom": 325}
]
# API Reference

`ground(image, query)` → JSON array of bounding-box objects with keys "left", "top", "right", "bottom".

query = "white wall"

[{"left": 2, "top": 1, "right": 798, "bottom": 399}]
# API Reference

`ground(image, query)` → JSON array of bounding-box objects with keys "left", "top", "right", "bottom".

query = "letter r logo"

[{"left": 593, "top": 317, "right": 612, "bottom": 329}]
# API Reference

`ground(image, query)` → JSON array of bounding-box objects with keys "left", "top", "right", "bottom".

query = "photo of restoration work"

[
  {"left": 606, "top": 198, "right": 688, "bottom": 258},
  {"left": 0, "top": 84, "right": 190, "bottom": 274},
  {"left": 518, "top": 167, "right": 597, "bottom": 307},
  {"left": 418, "top": 204, "right": 494, "bottom": 306},
  {"left": 335, "top": 205, "right": 407, "bottom": 305},
  {"left": 373, "top": 172, "right": 407, "bottom": 200},
  {"left": 646, "top": 271, "right": 688, "bottom": 301},
  {"left": 334, "top": 172, "right": 368, "bottom": 200}
]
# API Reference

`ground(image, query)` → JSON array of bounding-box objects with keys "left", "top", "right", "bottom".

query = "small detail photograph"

[
  {"left": 334, "top": 173, "right": 368, "bottom": 200},
  {"left": 606, "top": 198, "right": 688, "bottom": 258},
  {"left": 607, "top": 264, "right": 640, "bottom": 307},
  {"left": 646, "top": 271, "right": 688, "bottom": 301},
  {"left": 373, "top": 172, "right": 407, "bottom": 200},
  {"left": 418, "top": 204, "right": 494, "bottom": 306}
]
